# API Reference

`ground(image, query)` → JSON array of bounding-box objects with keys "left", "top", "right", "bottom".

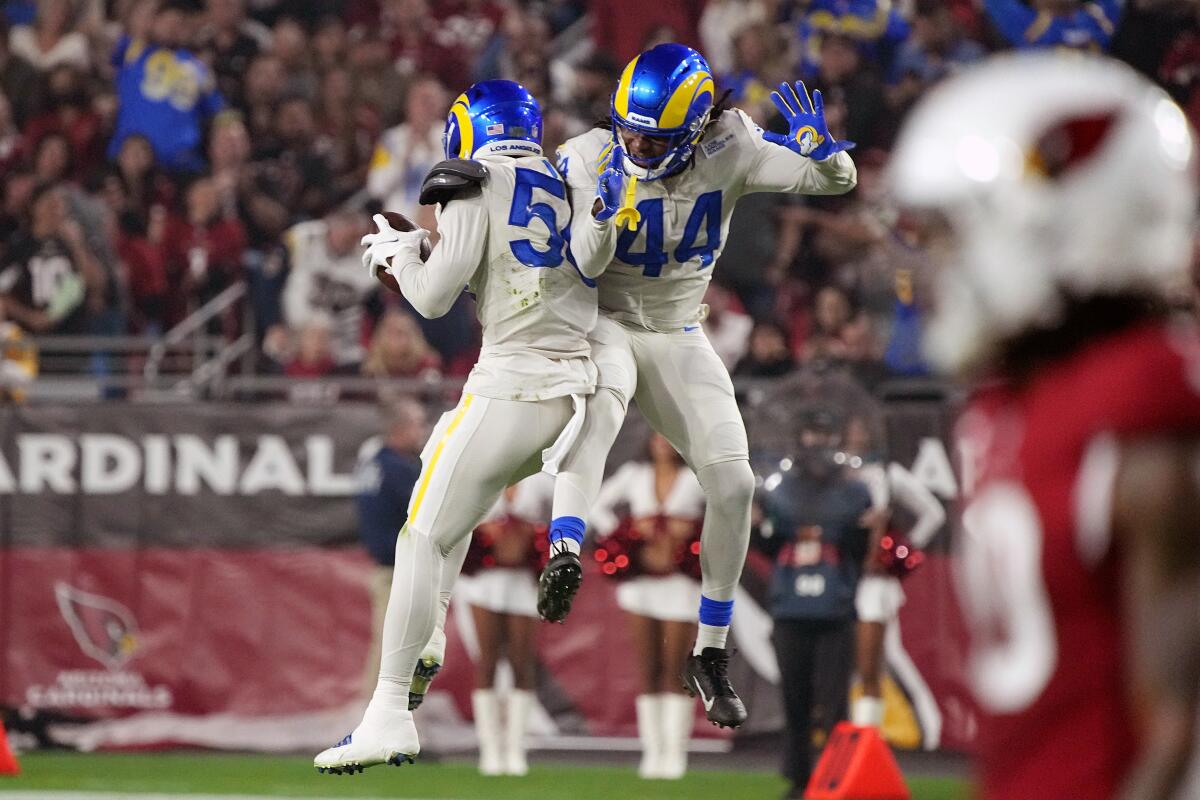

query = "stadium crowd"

[{"left": 0, "top": 0, "right": 1196, "bottom": 395}]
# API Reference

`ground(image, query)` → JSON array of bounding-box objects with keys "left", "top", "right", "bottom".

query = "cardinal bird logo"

[{"left": 54, "top": 582, "right": 140, "bottom": 671}]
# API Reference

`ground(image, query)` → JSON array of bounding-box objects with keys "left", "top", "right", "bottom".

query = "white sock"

[
  {"left": 553, "top": 536, "right": 582, "bottom": 556},
  {"left": 851, "top": 696, "right": 885, "bottom": 727},
  {"left": 693, "top": 623, "right": 729, "bottom": 655}
]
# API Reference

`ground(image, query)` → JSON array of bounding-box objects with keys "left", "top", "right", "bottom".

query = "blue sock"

[{"left": 549, "top": 515, "right": 585, "bottom": 555}]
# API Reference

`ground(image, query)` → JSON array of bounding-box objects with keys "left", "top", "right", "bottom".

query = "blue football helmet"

[
  {"left": 610, "top": 43, "right": 716, "bottom": 180},
  {"left": 443, "top": 79, "right": 543, "bottom": 160}
]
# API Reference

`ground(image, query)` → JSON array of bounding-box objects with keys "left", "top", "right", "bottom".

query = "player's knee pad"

[{"left": 697, "top": 459, "right": 755, "bottom": 515}]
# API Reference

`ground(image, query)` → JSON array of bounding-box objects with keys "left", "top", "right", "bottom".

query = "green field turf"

[{"left": 0, "top": 752, "right": 969, "bottom": 800}]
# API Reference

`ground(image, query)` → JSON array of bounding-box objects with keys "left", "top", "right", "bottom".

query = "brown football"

[{"left": 371, "top": 211, "right": 432, "bottom": 295}]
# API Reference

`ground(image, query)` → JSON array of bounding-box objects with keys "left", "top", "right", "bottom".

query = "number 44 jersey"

[
  {"left": 557, "top": 110, "right": 856, "bottom": 332},
  {"left": 397, "top": 154, "right": 597, "bottom": 402},
  {"left": 955, "top": 320, "right": 1200, "bottom": 800}
]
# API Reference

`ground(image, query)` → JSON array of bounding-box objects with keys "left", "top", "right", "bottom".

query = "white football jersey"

[
  {"left": 388, "top": 154, "right": 597, "bottom": 401},
  {"left": 558, "top": 110, "right": 857, "bottom": 332}
]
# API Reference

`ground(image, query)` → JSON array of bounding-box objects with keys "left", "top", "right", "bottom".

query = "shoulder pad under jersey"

[{"left": 419, "top": 158, "right": 489, "bottom": 206}]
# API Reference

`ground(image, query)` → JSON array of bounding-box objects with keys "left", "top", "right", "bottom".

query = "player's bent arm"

[
  {"left": 568, "top": 187, "right": 618, "bottom": 279},
  {"left": 558, "top": 142, "right": 616, "bottom": 278},
  {"left": 1112, "top": 438, "right": 1200, "bottom": 800},
  {"left": 887, "top": 462, "right": 946, "bottom": 549},
  {"left": 739, "top": 110, "right": 857, "bottom": 196},
  {"left": 389, "top": 198, "right": 488, "bottom": 319},
  {"left": 746, "top": 146, "right": 857, "bottom": 196}
]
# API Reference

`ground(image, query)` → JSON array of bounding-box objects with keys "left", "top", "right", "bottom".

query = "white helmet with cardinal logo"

[{"left": 887, "top": 53, "right": 1196, "bottom": 375}]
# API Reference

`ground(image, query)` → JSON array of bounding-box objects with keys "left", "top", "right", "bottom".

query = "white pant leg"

[
  {"left": 625, "top": 324, "right": 754, "bottom": 604},
  {"left": 551, "top": 316, "right": 637, "bottom": 525},
  {"left": 377, "top": 394, "right": 574, "bottom": 699},
  {"left": 626, "top": 324, "right": 748, "bottom": 470}
]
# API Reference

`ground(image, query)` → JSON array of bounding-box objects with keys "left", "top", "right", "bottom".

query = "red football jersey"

[{"left": 955, "top": 320, "right": 1200, "bottom": 800}]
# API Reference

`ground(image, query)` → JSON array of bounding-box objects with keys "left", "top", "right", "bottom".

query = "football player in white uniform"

[
  {"left": 314, "top": 79, "right": 596, "bottom": 774},
  {"left": 537, "top": 44, "right": 857, "bottom": 728}
]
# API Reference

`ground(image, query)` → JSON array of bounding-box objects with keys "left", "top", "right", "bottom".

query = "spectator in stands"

[
  {"left": 240, "top": 52, "right": 285, "bottom": 152},
  {"left": 802, "top": 285, "right": 857, "bottom": 363},
  {"left": 347, "top": 28, "right": 408, "bottom": 129},
  {"left": 0, "top": 91, "right": 20, "bottom": 175},
  {"left": 269, "top": 95, "right": 337, "bottom": 219},
  {"left": 270, "top": 17, "right": 318, "bottom": 102},
  {"left": 106, "top": 133, "right": 175, "bottom": 227},
  {"left": 7, "top": 0, "right": 90, "bottom": 72},
  {"left": 281, "top": 210, "right": 376, "bottom": 368},
  {"left": 982, "top": 0, "right": 1122, "bottom": 51},
  {"left": 31, "top": 131, "right": 73, "bottom": 185},
  {"left": 367, "top": 74, "right": 446, "bottom": 234},
  {"left": 0, "top": 182, "right": 105, "bottom": 335},
  {"left": 317, "top": 68, "right": 376, "bottom": 208},
  {"left": 0, "top": 301, "right": 37, "bottom": 403},
  {"left": 312, "top": 15, "right": 347, "bottom": 74},
  {"left": 562, "top": 51, "right": 620, "bottom": 128},
  {"left": 109, "top": 0, "right": 224, "bottom": 174},
  {"left": 285, "top": 317, "right": 337, "bottom": 378},
  {"left": 699, "top": 0, "right": 766, "bottom": 75},
  {"left": 813, "top": 33, "right": 887, "bottom": 150},
  {"left": 354, "top": 396, "right": 427, "bottom": 698},
  {"left": 890, "top": 0, "right": 985, "bottom": 84},
  {"left": 164, "top": 176, "right": 247, "bottom": 323},
  {"left": 0, "top": 172, "right": 35, "bottom": 256},
  {"left": 0, "top": 19, "right": 40, "bottom": 128},
  {"left": 361, "top": 309, "right": 442, "bottom": 380},
  {"left": 797, "top": 0, "right": 910, "bottom": 78},
  {"left": 757, "top": 407, "right": 872, "bottom": 799},
  {"left": 24, "top": 65, "right": 105, "bottom": 181},
  {"left": 115, "top": 202, "right": 169, "bottom": 333},
  {"left": 735, "top": 320, "right": 796, "bottom": 378},
  {"left": 195, "top": 0, "right": 268, "bottom": 107},
  {"left": 720, "top": 22, "right": 787, "bottom": 124}
]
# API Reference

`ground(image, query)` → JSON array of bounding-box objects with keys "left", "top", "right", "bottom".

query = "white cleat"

[{"left": 314, "top": 711, "right": 420, "bottom": 775}]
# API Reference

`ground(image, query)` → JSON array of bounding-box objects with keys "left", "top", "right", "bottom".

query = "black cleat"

[
  {"left": 408, "top": 657, "right": 441, "bottom": 710},
  {"left": 537, "top": 545, "right": 582, "bottom": 622},
  {"left": 682, "top": 647, "right": 748, "bottom": 729}
]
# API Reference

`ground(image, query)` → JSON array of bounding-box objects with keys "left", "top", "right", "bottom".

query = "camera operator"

[{"left": 757, "top": 407, "right": 872, "bottom": 799}]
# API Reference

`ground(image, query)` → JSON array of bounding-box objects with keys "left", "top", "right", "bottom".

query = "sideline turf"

[{"left": 0, "top": 752, "right": 969, "bottom": 800}]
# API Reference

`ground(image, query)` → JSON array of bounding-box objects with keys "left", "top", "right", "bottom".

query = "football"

[{"left": 371, "top": 211, "right": 432, "bottom": 295}]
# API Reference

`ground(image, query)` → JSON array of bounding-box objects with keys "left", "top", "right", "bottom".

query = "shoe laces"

[
  {"left": 549, "top": 540, "right": 577, "bottom": 561},
  {"left": 703, "top": 649, "right": 736, "bottom": 697}
]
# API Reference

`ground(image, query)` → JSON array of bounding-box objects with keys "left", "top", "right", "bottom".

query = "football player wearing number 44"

[
  {"left": 315, "top": 79, "right": 597, "bottom": 775},
  {"left": 537, "top": 43, "right": 856, "bottom": 729}
]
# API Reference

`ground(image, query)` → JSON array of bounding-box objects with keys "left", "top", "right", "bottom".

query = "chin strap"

[{"left": 614, "top": 174, "right": 640, "bottom": 231}]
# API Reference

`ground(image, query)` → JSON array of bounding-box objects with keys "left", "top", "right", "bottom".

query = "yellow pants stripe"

[{"left": 409, "top": 393, "right": 474, "bottom": 520}]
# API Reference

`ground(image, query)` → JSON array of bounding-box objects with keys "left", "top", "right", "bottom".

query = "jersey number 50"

[{"left": 508, "top": 165, "right": 596, "bottom": 287}]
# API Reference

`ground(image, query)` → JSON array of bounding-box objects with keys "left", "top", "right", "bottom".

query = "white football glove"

[{"left": 361, "top": 213, "right": 430, "bottom": 277}]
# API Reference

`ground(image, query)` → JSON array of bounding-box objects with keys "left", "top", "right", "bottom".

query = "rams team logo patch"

[{"left": 795, "top": 125, "right": 826, "bottom": 157}]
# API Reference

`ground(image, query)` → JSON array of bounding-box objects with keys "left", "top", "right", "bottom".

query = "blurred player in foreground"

[
  {"left": 888, "top": 53, "right": 1200, "bottom": 800},
  {"left": 539, "top": 43, "right": 857, "bottom": 729},
  {"left": 314, "top": 79, "right": 596, "bottom": 774}
]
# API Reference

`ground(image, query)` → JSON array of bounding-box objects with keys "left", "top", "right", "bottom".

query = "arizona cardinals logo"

[{"left": 54, "top": 582, "right": 139, "bottom": 671}]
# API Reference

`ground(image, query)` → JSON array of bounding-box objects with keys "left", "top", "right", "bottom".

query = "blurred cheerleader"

[
  {"left": 460, "top": 472, "right": 552, "bottom": 776},
  {"left": 842, "top": 415, "right": 944, "bottom": 734},
  {"left": 591, "top": 433, "right": 703, "bottom": 780}
]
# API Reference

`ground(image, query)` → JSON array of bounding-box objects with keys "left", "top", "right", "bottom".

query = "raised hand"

[{"left": 762, "top": 80, "right": 855, "bottom": 161}]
